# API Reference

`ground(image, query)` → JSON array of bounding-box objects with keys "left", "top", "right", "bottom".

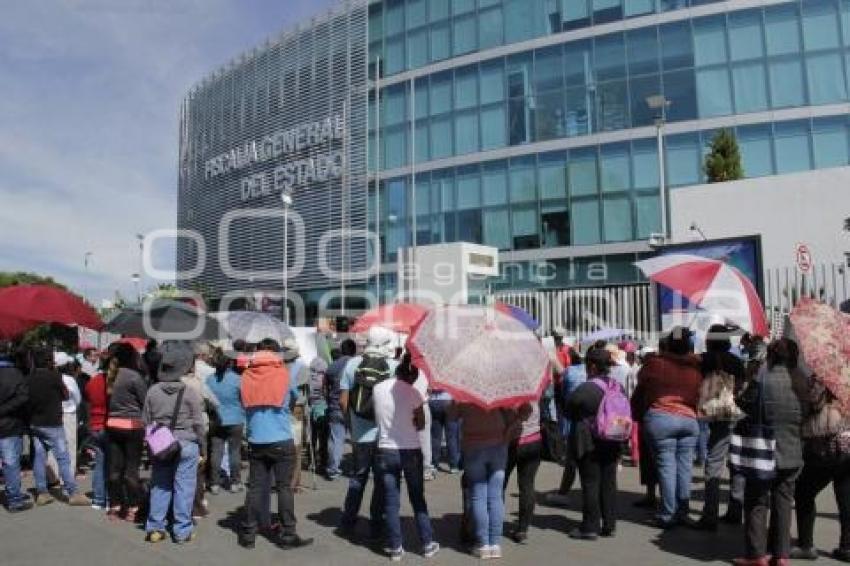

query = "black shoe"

[
  {"left": 7, "top": 501, "right": 33, "bottom": 514},
  {"left": 600, "top": 528, "right": 616, "bottom": 538},
  {"left": 651, "top": 518, "right": 678, "bottom": 530},
  {"left": 277, "top": 534, "right": 314, "bottom": 549},
  {"left": 833, "top": 548, "right": 850, "bottom": 563},
  {"left": 238, "top": 535, "right": 256, "bottom": 549},
  {"left": 691, "top": 518, "right": 718, "bottom": 532},
  {"left": 568, "top": 529, "right": 598, "bottom": 541},
  {"left": 510, "top": 530, "right": 528, "bottom": 544},
  {"left": 789, "top": 547, "right": 818, "bottom": 560},
  {"left": 633, "top": 496, "right": 657, "bottom": 509},
  {"left": 722, "top": 503, "right": 743, "bottom": 525}
]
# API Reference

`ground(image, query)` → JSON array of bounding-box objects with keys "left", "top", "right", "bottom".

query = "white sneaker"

[
  {"left": 422, "top": 541, "right": 440, "bottom": 558},
  {"left": 489, "top": 545, "right": 502, "bottom": 559},
  {"left": 473, "top": 546, "right": 492, "bottom": 560}
]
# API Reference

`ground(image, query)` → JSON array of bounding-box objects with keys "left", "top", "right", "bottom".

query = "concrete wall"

[{"left": 670, "top": 166, "right": 850, "bottom": 271}]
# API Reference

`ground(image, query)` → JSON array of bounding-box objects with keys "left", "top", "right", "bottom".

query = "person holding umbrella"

[
  {"left": 792, "top": 381, "right": 850, "bottom": 562},
  {"left": 788, "top": 299, "right": 850, "bottom": 562},
  {"left": 450, "top": 399, "right": 529, "bottom": 559}
]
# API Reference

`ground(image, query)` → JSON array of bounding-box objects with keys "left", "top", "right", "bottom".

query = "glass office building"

[
  {"left": 367, "top": 0, "right": 850, "bottom": 294},
  {"left": 179, "top": 0, "right": 850, "bottom": 305}
]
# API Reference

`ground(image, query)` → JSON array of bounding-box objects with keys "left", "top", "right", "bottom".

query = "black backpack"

[{"left": 350, "top": 355, "right": 391, "bottom": 420}]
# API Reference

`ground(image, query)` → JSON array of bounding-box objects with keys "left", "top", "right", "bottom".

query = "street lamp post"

[
  {"left": 281, "top": 191, "right": 293, "bottom": 325},
  {"left": 135, "top": 233, "right": 145, "bottom": 301},
  {"left": 646, "top": 95, "right": 671, "bottom": 241},
  {"left": 84, "top": 251, "right": 93, "bottom": 305},
  {"left": 131, "top": 273, "right": 141, "bottom": 305}
]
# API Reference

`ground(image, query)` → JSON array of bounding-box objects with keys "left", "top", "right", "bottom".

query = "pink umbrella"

[
  {"left": 635, "top": 254, "right": 768, "bottom": 336},
  {"left": 408, "top": 305, "right": 550, "bottom": 409},
  {"left": 788, "top": 299, "right": 850, "bottom": 414}
]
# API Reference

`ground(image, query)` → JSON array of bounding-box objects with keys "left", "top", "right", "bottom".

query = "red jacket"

[
  {"left": 85, "top": 373, "right": 109, "bottom": 432},
  {"left": 634, "top": 353, "right": 702, "bottom": 420}
]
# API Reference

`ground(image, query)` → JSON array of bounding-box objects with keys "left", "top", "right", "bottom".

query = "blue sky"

[{"left": 0, "top": 0, "right": 337, "bottom": 305}]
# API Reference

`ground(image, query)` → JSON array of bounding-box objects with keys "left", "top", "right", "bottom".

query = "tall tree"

[{"left": 703, "top": 129, "right": 744, "bottom": 183}]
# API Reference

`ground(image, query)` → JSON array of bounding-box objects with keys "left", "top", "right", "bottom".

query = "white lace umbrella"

[
  {"left": 408, "top": 305, "right": 550, "bottom": 409},
  {"left": 211, "top": 311, "right": 294, "bottom": 345}
]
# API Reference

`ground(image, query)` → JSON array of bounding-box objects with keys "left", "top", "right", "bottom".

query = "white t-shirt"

[
  {"left": 61, "top": 374, "right": 81, "bottom": 414},
  {"left": 373, "top": 377, "right": 427, "bottom": 451}
]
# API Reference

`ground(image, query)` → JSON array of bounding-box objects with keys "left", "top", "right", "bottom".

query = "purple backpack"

[{"left": 589, "top": 378, "right": 632, "bottom": 442}]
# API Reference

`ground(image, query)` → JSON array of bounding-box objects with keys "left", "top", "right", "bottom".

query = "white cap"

[{"left": 54, "top": 352, "right": 74, "bottom": 367}]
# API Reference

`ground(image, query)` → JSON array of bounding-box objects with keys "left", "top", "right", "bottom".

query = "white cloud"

[{"left": 0, "top": 0, "right": 337, "bottom": 303}]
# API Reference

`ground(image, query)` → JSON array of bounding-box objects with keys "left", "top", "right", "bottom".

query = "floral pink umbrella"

[
  {"left": 407, "top": 305, "right": 550, "bottom": 409},
  {"left": 788, "top": 298, "right": 850, "bottom": 414}
]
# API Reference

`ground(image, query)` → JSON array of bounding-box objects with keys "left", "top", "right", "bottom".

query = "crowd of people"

[{"left": 0, "top": 322, "right": 848, "bottom": 565}]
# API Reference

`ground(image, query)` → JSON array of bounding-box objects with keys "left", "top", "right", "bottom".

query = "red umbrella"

[
  {"left": 635, "top": 254, "right": 768, "bottom": 336},
  {"left": 0, "top": 285, "right": 103, "bottom": 331},
  {"left": 0, "top": 315, "right": 39, "bottom": 340},
  {"left": 350, "top": 303, "right": 430, "bottom": 334}
]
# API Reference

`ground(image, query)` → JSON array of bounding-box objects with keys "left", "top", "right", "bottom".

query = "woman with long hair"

[{"left": 105, "top": 343, "right": 148, "bottom": 522}]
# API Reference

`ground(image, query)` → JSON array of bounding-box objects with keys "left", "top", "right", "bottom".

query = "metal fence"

[
  {"left": 494, "top": 263, "right": 849, "bottom": 343},
  {"left": 764, "top": 262, "right": 849, "bottom": 336},
  {"left": 493, "top": 284, "right": 658, "bottom": 343}
]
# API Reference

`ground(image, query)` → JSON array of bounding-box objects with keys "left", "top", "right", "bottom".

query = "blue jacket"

[
  {"left": 245, "top": 380, "right": 298, "bottom": 444},
  {"left": 205, "top": 370, "right": 244, "bottom": 427},
  {"left": 559, "top": 364, "right": 588, "bottom": 437}
]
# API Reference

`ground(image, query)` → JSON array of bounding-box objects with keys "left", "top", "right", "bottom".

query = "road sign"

[{"left": 795, "top": 243, "right": 813, "bottom": 274}]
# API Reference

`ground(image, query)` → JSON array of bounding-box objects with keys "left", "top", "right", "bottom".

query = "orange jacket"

[{"left": 240, "top": 351, "right": 290, "bottom": 409}]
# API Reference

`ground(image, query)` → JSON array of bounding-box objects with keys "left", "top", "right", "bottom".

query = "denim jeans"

[
  {"left": 0, "top": 436, "right": 25, "bottom": 508},
  {"left": 465, "top": 444, "right": 508, "bottom": 547},
  {"left": 31, "top": 426, "right": 78, "bottom": 496},
  {"left": 430, "top": 399, "right": 460, "bottom": 470},
  {"left": 210, "top": 424, "right": 243, "bottom": 487},
  {"left": 89, "top": 430, "right": 109, "bottom": 507},
  {"left": 241, "top": 440, "right": 298, "bottom": 540},
  {"left": 644, "top": 410, "right": 699, "bottom": 522},
  {"left": 326, "top": 412, "right": 346, "bottom": 478},
  {"left": 340, "top": 441, "right": 385, "bottom": 535},
  {"left": 697, "top": 421, "right": 709, "bottom": 462},
  {"left": 146, "top": 440, "right": 199, "bottom": 541},
  {"left": 378, "top": 448, "right": 434, "bottom": 551},
  {"left": 701, "top": 421, "right": 745, "bottom": 523},
  {"left": 419, "top": 404, "right": 434, "bottom": 474}
]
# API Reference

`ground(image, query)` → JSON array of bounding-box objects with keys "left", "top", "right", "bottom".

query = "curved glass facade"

[
  {"left": 371, "top": 0, "right": 850, "bottom": 169},
  {"left": 368, "top": 0, "right": 850, "bottom": 278},
  {"left": 369, "top": 0, "right": 728, "bottom": 77},
  {"left": 372, "top": 115, "right": 850, "bottom": 258}
]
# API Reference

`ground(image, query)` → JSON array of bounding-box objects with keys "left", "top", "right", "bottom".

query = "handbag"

[
  {"left": 698, "top": 370, "right": 743, "bottom": 422},
  {"left": 144, "top": 386, "right": 186, "bottom": 463},
  {"left": 729, "top": 381, "right": 777, "bottom": 481}
]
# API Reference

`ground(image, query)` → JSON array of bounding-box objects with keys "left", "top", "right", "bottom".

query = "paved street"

[{"left": 2, "top": 459, "right": 846, "bottom": 566}]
